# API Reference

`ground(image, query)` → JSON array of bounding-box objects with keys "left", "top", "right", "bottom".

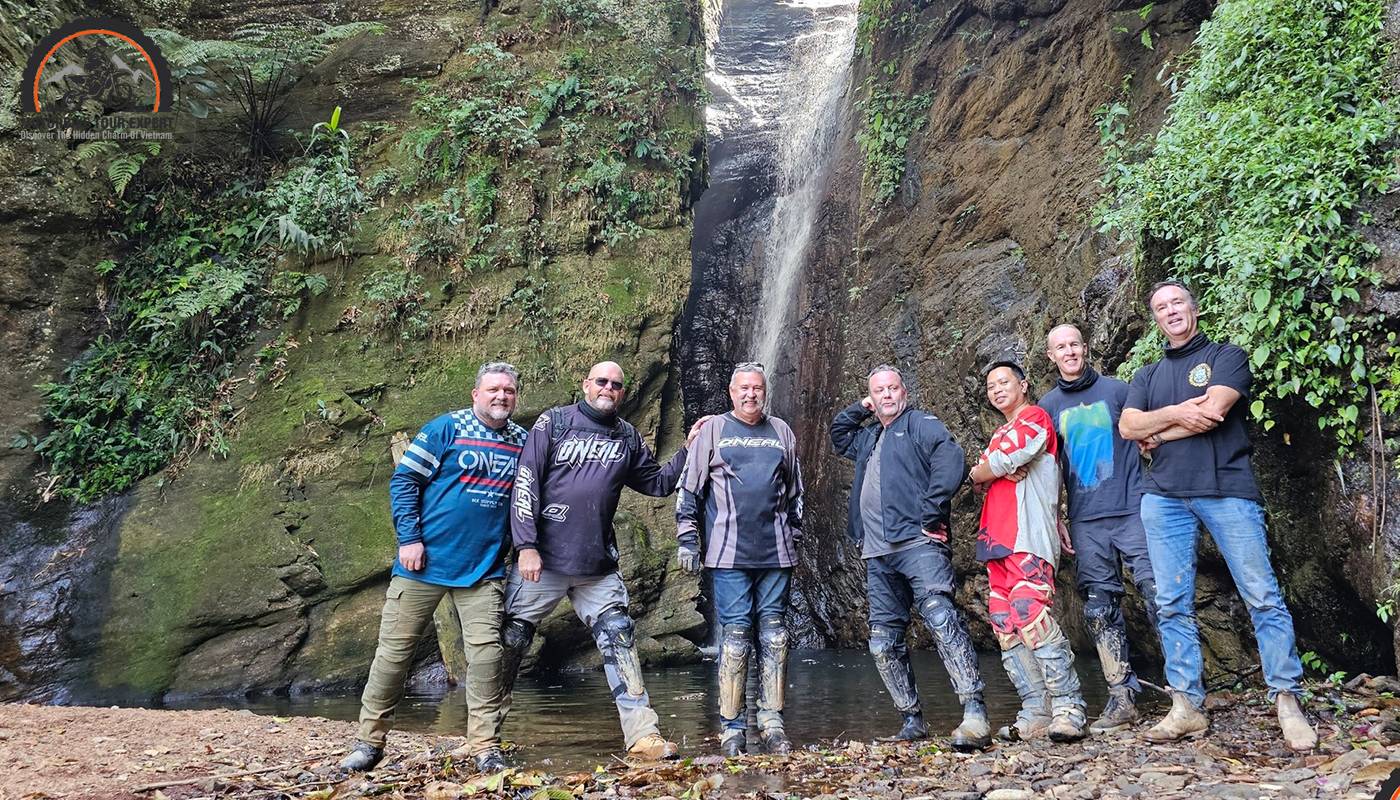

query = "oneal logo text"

[
  {"left": 718, "top": 436, "right": 783, "bottom": 449},
  {"left": 513, "top": 465, "right": 534, "bottom": 521},
  {"left": 554, "top": 435, "right": 625, "bottom": 467}
]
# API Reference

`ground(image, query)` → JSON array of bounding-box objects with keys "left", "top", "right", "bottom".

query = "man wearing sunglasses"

[{"left": 501, "top": 361, "right": 691, "bottom": 760}]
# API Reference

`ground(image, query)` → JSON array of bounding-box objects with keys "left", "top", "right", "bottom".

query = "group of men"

[{"left": 339, "top": 279, "right": 1318, "bottom": 774}]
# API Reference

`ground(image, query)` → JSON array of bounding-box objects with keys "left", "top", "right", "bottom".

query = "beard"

[
  {"left": 589, "top": 394, "right": 617, "bottom": 413},
  {"left": 481, "top": 403, "right": 512, "bottom": 422}
]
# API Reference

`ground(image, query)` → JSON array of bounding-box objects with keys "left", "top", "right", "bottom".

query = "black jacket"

[
  {"left": 511, "top": 402, "right": 686, "bottom": 576},
  {"left": 830, "top": 402, "right": 967, "bottom": 546}
]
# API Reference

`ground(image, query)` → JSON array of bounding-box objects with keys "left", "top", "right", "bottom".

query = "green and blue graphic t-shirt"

[
  {"left": 1039, "top": 369, "right": 1143, "bottom": 522},
  {"left": 389, "top": 408, "right": 527, "bottom": 587}
]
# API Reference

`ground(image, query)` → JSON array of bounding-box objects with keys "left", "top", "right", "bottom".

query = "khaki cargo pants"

[{"left": 356, "top": 574, "right": 504, "bottom": 755}]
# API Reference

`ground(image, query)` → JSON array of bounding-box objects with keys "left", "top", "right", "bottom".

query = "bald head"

[
  {"left": 1046, "top": 324, "right": 1088, "bottom": 381},
  {"left": 583, "top": 361, "right": 626, "bottom": 414}
]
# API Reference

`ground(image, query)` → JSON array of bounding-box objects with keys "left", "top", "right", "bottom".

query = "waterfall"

[
  {"left": 682, "top": 0, "right": 858, "bottom": 422},
  {"left": 750, "top": 1, "right": 858, "bottom": 379}
]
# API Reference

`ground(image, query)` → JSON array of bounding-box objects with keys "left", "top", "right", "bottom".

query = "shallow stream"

[{"left": 165, "top": 649, "right": 1112, "bottom": 770}]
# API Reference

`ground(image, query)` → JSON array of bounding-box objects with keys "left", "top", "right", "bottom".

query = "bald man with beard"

[{"left": 501, "top": 361, "right": 692, "bottom": 761}]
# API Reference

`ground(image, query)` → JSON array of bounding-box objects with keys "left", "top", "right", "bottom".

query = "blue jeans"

[
  {"left": 1139, "top": 494, "right": 1304, "bottom": 706},
  {"left": 712, "top": 568, "right": 791, "bottom": 627},
  {"left": 711, "top": 568, "right": 791, "bottom": 731}
]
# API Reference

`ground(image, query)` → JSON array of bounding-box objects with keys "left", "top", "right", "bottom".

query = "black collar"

[
  {"left": 577, "top": 400, "right": 617, "bottom": 426},
  {"left": 1165, "top": 332, "right": 1209, "bottom": 359},
  {"left": 1057, "top": 366, "right": 1100, "bottom": 393}
]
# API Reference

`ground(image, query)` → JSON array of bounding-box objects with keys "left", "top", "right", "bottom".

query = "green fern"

[
  {"left": 75, "top": 141, "right": 118, "bottom": 165},
  {"left": 104, "top": 143, "right": 160, "bottom": 196}
]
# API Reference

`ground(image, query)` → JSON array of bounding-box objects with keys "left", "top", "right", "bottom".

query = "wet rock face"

[
  {"left": 784, "top": 0, "right": 1397, "bottom": 677},
  {"left": 0, "top": 498, "right": 128, "bottom": 702}
]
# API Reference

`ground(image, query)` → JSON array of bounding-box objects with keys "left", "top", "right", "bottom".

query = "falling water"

[
  {"left": 683, "top": 0, "right": 859, "bottom": 420},
  {"left": 749, "top": 1, "right": 858, "bottom": 378}
]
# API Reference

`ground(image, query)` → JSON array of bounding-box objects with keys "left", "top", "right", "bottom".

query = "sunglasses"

[{"left": 591, "top": 377, "right": 624, "bottom": 391}]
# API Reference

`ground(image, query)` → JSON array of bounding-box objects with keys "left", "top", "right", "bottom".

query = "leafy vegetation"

[
  {"left": 360, "top": 269, "right": 432, "bottom": 341},
  {"left": 75, "top": 142, "right": 163, "bottom": 196},
  {"left": 261, "top": 114, "right": 367, "bottom": 258},
  {"left": 1095, "top": 0, "right": 1399, "bottom": 449},
  {"left": 391, "top": 12, "right": 699, "bottom": 251},
  {"left": 856, "top": 0, "right": 927, "bottom": 59},
  {"left": 32, "top": 1, "right": 702, "bottom": 502},
  {"left": 35, "top": 120, "right": 360, "bottom": 502},
  {"left": 151, "top": 22, "right": 384, "bottom": 158},
  {"left": 856, "top": 80, "right": 931, "bottom": 205}
]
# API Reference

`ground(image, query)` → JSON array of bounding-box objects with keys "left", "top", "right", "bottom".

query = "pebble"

[
  {"left": 1272, "top": 768, "right": 1316, "bottom": 783},
  {"left": 1209, "top": 784, "right": 1264, "bottom": 799},
  {"left": 1146, "top": 774, "right": 1188, "bottom": 791},
  {"left": 984, "top": 790, "right": 1033, "bottom": 800},
  {"left": 1323, "top": 749, "right": 1369, "bottom": 774},
  {"left": 968, "top": 763, "right": 993, "bottom": 777}
]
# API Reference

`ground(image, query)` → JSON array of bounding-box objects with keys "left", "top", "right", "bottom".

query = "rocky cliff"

[
  {"left": 781, "top": 0, "right": 1400, "bottom": 679},
  {"left": 0, "top": 0, "right": 706, "bottom": 702}
]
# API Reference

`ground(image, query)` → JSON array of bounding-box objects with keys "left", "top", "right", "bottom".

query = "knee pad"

[
  {"left": 867, "top": 624, "right": 905, "bottom": 658},
  {"left": 502, "top": 617, "right": 536, "bottom": 651},
  {"left": 500, "top": 617, "right": 535, "bottom": 695},
  {"left": 719, "top": 623, "right": 752, "bottom": 659},
  {"left": 757, "top": 614, "right": 788, "bottom": 650},
  {"left": 916, "top": 593, "right": 957, "bottom": 629},
  {"left": 593, "top": 606, "right": 636, "bottom": 649},
  {"left": 1082, "top": 588, "right": 1123, "bottom": 635},
  {"left": 593, "top": 607, "right": 645, "bottom": 697}
]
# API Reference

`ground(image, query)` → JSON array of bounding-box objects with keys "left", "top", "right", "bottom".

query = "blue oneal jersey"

[{"left": 389, "top": 409, "right": 527, "bottom": 587}]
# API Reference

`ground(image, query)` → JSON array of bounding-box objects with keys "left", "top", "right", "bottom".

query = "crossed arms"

[{"left": 1119, "top": 385, "right": 1241, "bottom": 448}]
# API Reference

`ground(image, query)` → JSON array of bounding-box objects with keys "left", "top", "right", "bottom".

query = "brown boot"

[
  {"left": 1276, "top": 693, "right": 1317, "bottom": 752},
  {"left": 1144, "top": 692, "right": 1209, "bottom": 742},
  {"left": 627, "top": 733, "right": 679, "bottom": 761}
]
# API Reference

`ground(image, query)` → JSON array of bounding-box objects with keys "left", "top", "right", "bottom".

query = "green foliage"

[
  {"left": 540, "top": 0, "right": 607, "bottom": 29},
  {"left": 260, "top": 124, "right": 367, "bottom": 258},
  {"left": 1095, "top": 0, "right": 1399, "bottom": 448},
  {"left": 856, "top": 82, "right": 931, "bottom": 205},
  {"left": 396, "top": 16, "right": 698, "bottom": 247},
  {"left": 265, "top": 271, "right": 329, "bottom": 319},
  {"left": 1300, "top": 650, "right": 1331, "bottom": 674},
  {"left": 566, "top": 155, "right": 648, "bottom": 245},
  {"left": 1379, "top": 581, "right": 1399, "bottom": 624},
  {"left": 856, "top": 0, "right": 925, "bottom": 58},
  {"left": 36, "top": 115, "right": 366, "bottom": 501},
  {"left": 360, "top": 269, "right": 431, "bottom": 340},
  {"left": 76, "top": 141, "right": 162, "bottom": 197},
  {"left": 35, "top": 186, "right": 274, "bottom": 501},
  {"left": 149, "top": 23, "right": 383, "bottom": 157},
  {"left": 151, "top": 21, "right": 385, "bottom": 96}
]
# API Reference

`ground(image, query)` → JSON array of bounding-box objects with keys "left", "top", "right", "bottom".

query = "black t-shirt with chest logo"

[{"left": 1125, "top": 333, "right": 1263, "bottom": 502}]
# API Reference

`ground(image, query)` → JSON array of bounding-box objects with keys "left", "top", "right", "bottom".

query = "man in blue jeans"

[
  {"left": 1119, "top": 281, "right": 1316, "bottom": 751},
  {"left": 677, "top": 362, "right": 804, "bottom": 756}
]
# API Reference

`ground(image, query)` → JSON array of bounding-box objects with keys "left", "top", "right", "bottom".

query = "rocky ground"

[{"left": 4, "top": 677, "right": 1400, "bottom": 799}]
